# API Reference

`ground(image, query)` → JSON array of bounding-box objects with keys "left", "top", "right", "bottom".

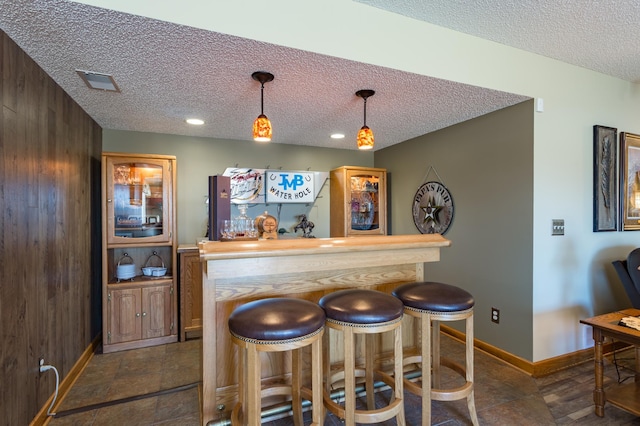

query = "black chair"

[{"left": 612, "top": 248, "right": 640, "bottom": 309}]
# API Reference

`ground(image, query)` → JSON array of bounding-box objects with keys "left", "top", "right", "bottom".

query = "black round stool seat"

[
  {"left": 393, "top": 281, "right": 474, "bottom": 312},
  {"left": 319, "top": 289, "right": 404, "bottom": 324},
  {"left": 228, "top": 297, "right": 325, "bottom": 341}
]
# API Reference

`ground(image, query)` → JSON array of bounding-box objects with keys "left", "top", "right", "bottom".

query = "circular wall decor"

[{"left": 412, "top": 181, "right": 454, "bottom": 234}]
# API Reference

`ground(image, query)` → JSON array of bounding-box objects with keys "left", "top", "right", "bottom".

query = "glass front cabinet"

[
  {"left": 102, "top": 152, "right": 177, "bottom": 353},
  {"left": 330, "top": 166, "right": 387, "bottom": 237},
  {"left": 105, "top": 156, "right": 174, "bottom": 244}
]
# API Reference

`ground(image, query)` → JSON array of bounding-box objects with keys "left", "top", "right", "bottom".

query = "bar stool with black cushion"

[
  {"left": 392, "top": 281, "right": 479, "bottom": 426},
  {"left": 228, "top": 297, "right": 325, "bottom": 426},
  {"left": 319, "top": 289, "right": 405, "bottom": 426}
]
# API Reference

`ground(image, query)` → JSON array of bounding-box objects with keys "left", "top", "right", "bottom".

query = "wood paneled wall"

[{"left": 0, "top": 31, "right": 101, "bottom": 425}]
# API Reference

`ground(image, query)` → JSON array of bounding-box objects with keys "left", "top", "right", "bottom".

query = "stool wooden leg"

[
  {"left": 237, "top": 346, "right": 244, "bottom": 410},
  {"left": 231, "top": 345, "right": 246, "bottom": 425},
  {"left": 422, "top": 312, "right": 432, "bottom": 426},
  {"left": 393, "top": 324, "right": 406, "bottom": 426},
  {"left": 323, "top": 329, "right": 331, "bottom": 398},
  {"left": 292, "top": 348, "right": 303, "bottom": 426},
  {"left": 466, "top": 314, "right": 479, "bottom": 426},
  {"left": 247, "top": 343, "right": 261, "bottom": 425},
  {"left": 365, "top": 333, "right": 375, "bottom": 410},
  {"left": 432, "top": 319, "right": 441, "bottom": 389},
  {"left": 311, "top": 334, "right": 324, "bottom": 425},
  {"left": 344, "top": 326, "right": 356, "bottom": 426}
]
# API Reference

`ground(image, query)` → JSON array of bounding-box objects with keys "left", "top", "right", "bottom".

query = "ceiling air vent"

[{"left": 76, "top": 70, "right": 120, "bottom": 92}]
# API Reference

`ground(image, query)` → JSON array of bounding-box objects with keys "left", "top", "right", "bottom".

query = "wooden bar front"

[{"left": 199, "top": 234, "right": 451, "bottom": 425}]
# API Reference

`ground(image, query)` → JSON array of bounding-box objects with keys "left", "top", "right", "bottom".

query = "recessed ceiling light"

[
  {"left": 76, "top": 70, "right": 120, "bottom": 92},
  {"left": 331, "top": 133, "right": 345, "bottom": 139},
  {"left": 186, "top": 118, "right": 205, "bottom": 125}
]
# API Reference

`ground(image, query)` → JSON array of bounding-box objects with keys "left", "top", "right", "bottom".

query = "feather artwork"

[{"left": 600, "top": 136, "right": 611, "bottom": 209}]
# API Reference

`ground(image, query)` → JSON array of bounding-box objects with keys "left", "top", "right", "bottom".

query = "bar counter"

[{"left": 199, "top": 234, "right": 451, "bottom": 425}]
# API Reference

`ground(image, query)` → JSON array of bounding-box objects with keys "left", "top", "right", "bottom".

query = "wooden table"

[
  {"left": 199, "top": 234, "right": 450, "bottom": 426},
  {"left": 580, "top": 308, "right": 640, "bottom": 417}
]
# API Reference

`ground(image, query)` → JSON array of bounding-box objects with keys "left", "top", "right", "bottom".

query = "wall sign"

[
  {"left": 223, "top": 168, "right": 326, "bottom": 204},
  {"left": 223, "top": 168, "right": 265, "bottom": 204},
  {"left": 266, "top": 171, "right": 314, "bottom": 203},
  {"left": 412, "top": 181, "right": 454, "bottom": 234}
]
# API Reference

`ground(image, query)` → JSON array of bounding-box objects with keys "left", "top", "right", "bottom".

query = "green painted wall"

[{"left": 375, "top": 100, "right": 534, "bottom": 359}]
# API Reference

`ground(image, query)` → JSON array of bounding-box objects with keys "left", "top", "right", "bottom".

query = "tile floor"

[{"left": 47, "top": 334, "right": 640, "bottom": 425}]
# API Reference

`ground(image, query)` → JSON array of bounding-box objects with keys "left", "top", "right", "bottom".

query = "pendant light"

[
  {"left": 356, "top": 89, "right": 375, "bottom": 150},
  {"left": 251, "top": 71, "right": 274, "bottom": 142}
]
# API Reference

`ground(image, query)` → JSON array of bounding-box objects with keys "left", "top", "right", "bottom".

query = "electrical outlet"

[{"left": 491, "top": 307, "right": 500, "bottom": 324}]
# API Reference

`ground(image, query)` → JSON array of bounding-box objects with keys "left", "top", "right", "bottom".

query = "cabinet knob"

[
  {"left": 107, "top": 199, "right": 112, "bottom": 203},
  {"left": 136, "top": 313, "right": 140, "bottom": 317},
  {"left": 142, "top": 312, "right": 147, "bottom": 316}
]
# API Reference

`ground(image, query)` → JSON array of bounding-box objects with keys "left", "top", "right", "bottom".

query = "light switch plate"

[{"left": 552, "top": 219, "right": 564, "bottom": 236}]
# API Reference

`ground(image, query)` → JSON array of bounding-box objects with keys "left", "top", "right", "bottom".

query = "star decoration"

[{"left": 422, "top": 197, "right": 443, "bottom": 225}]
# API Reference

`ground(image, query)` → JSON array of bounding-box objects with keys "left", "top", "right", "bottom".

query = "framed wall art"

[
  {"left": 620, "top": 132, "right": 640, "bottom": 231},
  {"left": 593, "top": 125, "right": 618, "bottom": 231}
]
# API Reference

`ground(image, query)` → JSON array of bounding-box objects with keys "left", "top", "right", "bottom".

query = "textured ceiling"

[
  {"left": 360, "top": 0, "right": 640, "bottom": 83},
  {"left": 3, "top": 1, "right": 636, "bottom": 151}
]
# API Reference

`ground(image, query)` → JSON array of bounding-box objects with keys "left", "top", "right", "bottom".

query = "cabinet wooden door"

[
  {"left": 105, "top": 155, "right": 174, "bottom": 245},
  {"left": 330, "top": 166, "right": 387, "bottom": 237},
  {"left": 108, "top": 285, "right": 172, "bottom": 344},
  {"left": 108, "top": 288, "right": 142, "bottom": 345},
  {"left": 141, "top": 285, "right": 172, "bottom": 339}
]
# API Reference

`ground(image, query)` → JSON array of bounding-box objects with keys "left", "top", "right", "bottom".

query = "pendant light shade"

[
  {"left": 253, "top": 114, "right": 271, "bottom": 142},
  {"left": 252, "top": 71, "right": 274, "bottom": 142},
  {"left": 357, "top": 126, "right": 374, "bottom": 150},
  {"left": 356, "top": 89, "right": 375, "bottom": 150}
]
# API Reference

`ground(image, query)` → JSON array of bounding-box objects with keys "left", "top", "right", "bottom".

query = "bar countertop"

[{"left": 199, "top": 233, "right": 451, "bottom": 259}]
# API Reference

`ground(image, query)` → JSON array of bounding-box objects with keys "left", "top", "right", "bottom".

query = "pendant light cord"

[{"left": 363, "top": 97, "right": 367, "bottom": 126}]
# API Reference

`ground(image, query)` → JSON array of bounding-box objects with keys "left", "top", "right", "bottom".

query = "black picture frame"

[
  {"left": 593, "top": 125, "right": 618, "bottom": 231},
  {"left": 620, "top": 132, "right": 640, "bottom": 231}
]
